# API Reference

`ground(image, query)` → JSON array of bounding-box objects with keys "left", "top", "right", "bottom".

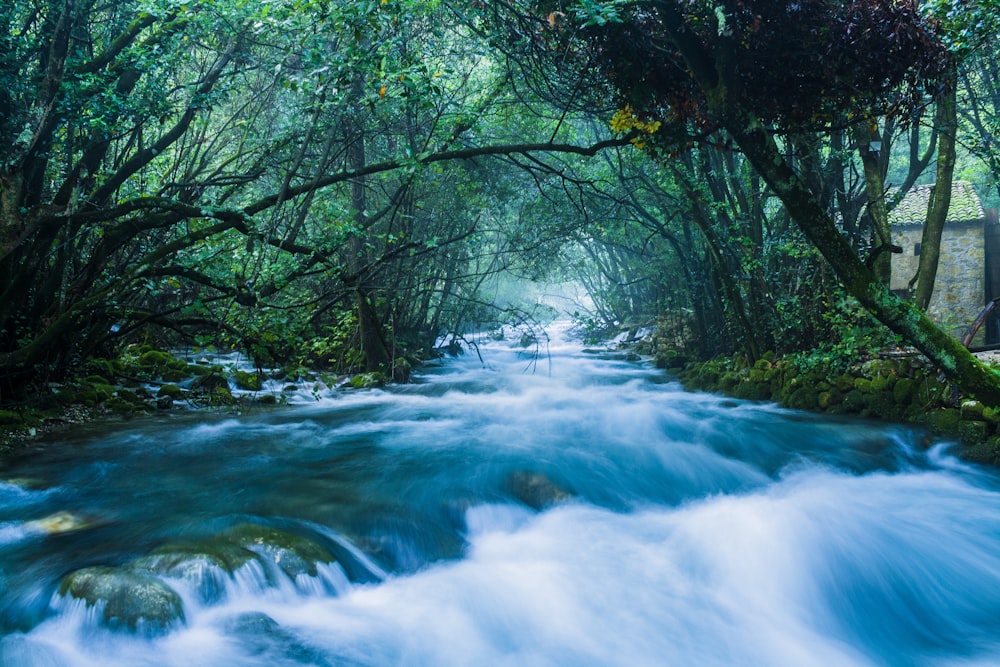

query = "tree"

[{"left": 506, "top": 0, "right": 1000, "bottom": 402}]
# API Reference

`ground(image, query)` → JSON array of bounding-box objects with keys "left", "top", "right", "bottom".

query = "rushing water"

[{"left": 3, "top": 324, "right": 1000, "bottom": 666}]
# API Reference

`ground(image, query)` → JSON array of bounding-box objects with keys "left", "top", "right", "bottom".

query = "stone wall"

[{"left": 891, "top": 221, "right": 985, "bottom": 344}]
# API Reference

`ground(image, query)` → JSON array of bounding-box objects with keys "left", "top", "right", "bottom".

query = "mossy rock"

[
  {"left": 188, "top": 364, "right": 212, "bottom": 377},
  {"left": 105, "top": 397, "right": 144, "bottom": 415},
  {"left": 854, "top": 378, "right": 873, "bottom": 394},
  {"left": 84, "top": 374, "right": 110, "bottom": 386},
  {"left": 194, "top": 373, "right": 230, "bottom": 392},
  {"left": 222, "top": 524, "right": 335, "bottom": 579},
  {"left": 786, "top": 387, "right": 819, "bottom": 411},
  {"left": 348, "top": 372, "right": 386, "bottom": 389},
  {"left": 255, "top": 394, "right": 277, "bottom": 405},
  {"left": 915, "top": 377, "right": 949, "bottom": 404},
  {"left": 869, "top": 376, "right": 893, "bottom": 393},
  {"left": 160, "top": 367, "right": 190, "bottom": 383},
  {"left": 818, "top": 389, "right": 843, "bottom": 410},
  {"left": 865, "top": 392, "right": 900, "bottom": 420},
  {"left": 958, "top": 420, "right": 989, "bottom": 444},
  {"left": 841, "top": 390, "right": 867, "bottom": 413},
  {"left": 158, "top": 384, "right": 185, "bottom": 399},
  {"left": 131, "top": 542, "right": 259, "bottom": 604},
  {"left": 961, "top": 401, "right": 986, "bottom": 421},
  {"left": 234, "top": 370, "right": 263, "bottom": 391},
  {"left": 836, "top": 374, "right": 857, "bottom": 393},
  {"left": 919, "top": 408, "right": 963, "bottom": 433},
  {"left": 719, "top": 372, "right": 741, "bottom": 391},
  {"left": 732, "top": 381, "right": 771, "bottom": 402},
  {"left": 138, "top": 350, "right": 175, "bottom": 369},
  {"left": 892, "top": 377, "right": 916, "bottom": 405},
  {"left": 59, "top": 567, "right": 185, "bottom": 634},
  {"left": 209, "top": 387, "right": 236, "bottom": 405},
  {"left": 962, "top": 436, "right": 1000, "bottom": 466},
  {"left": 0, "top": 410, "right": 23, "bottom": 426},
  {"left": 114, "top": 389, "right": 147, "bottom": 406},
  {"left": 747, "top": 369, "right": 767, "bottom": 384},
  {"left": 982, "top": 406, "right": 1000, "bottom": 424}
]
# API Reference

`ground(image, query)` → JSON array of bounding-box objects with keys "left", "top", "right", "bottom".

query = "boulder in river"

[
  {"left": 504, "top": 471, "right": 573, "bottom": 510},
  {"left": 222, "top": 523, "right": 337, "bottom": 580},
  {"left": 58, "top": 566, "right": 185, "bottom": 634},
  {"left": 129, "top": 541, "right": 259, "bottom": 603}
]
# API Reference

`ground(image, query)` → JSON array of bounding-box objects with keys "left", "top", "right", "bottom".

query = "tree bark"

[{"left": 914, "top": 79, "right": 958, "bottom": 311}]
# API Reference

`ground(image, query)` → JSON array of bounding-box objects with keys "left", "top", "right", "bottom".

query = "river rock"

[
  {"left": 130, "top": 541, "right": 259, "bottom": 603},
  {"left": 222, "top": 523, "right": 337, "bottom": 580},
  {"left": 58, "top": 566, "right": 185, "bottom": 633},
  {"left": 25, "top": 511, "right": 93, "bottom": 534},
  {"left": 223, "top": 612, "right": 336, "bottom": 667},
  {"left": 504, "top": 471, "right": 573, "bottom": 510}
]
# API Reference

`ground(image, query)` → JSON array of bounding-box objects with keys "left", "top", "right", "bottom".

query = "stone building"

[{"left": 889, "top": 181, "right": 990, "bottom": 343}]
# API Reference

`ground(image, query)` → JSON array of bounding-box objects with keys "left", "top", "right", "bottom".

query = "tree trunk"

[
  {"left": 728, "top": 116, "right": 1000, "bottom": 405},
  {"left": 914, "top": 79, "right": 958, "bottom": 311}
]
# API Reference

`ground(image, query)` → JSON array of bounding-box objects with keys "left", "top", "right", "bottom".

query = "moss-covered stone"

[
  {"left": 348, "top": 372, "right": 386, "bottom": 389},
  {"left": 919, "top": 408, "right": 963, "bottom": 433},
  {"left": 962, "top": 436, "right": 1000, "bottom": 465},
  {"left": 0, "top": 410, "right": 22, "bottom": 426},
  {"left": 817, "top": 390, "right": 843, "bottom": 409},
  {"left": 961, "top": 401, "right": 986, "bottom": 421},
  {"left": 138, "top": 350, "right": 174, "bottom": 369},
  {"left": 786, "top": 387, "right": 819, "bottom": 411},
  {"left": 892, "top": 377, "right": 916, "bottom": 405},
  {"left": 234, "top": 370, "right": 262, "bottom": 391},
  {"left": 222, "top": 523, "right": 335, "bottom": 579},
  {"left": 854, "top": 378, "right": 873, "bottom": 394},
  {"left": 157, "top": 384, "right": 184, "bottom": 399},
  {"left": 959, "top": 420, "right": 990, "bottom": 444},
  {"left": 59, "top": 567, "right": 185, "bottom": 634}
]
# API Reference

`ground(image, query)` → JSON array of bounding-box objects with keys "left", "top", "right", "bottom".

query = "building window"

[{"left": 914, "top": 242, "right": 921, "bottom": 256}]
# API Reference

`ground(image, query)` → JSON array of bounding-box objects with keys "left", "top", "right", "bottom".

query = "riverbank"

[
  {"left": 0, "top": 344, "right": 423, "bottom": 457},
  {"left": 649, "top": 340, "right": 1000, "bottom": 466}
]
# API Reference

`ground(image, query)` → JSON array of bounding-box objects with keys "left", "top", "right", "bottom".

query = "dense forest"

[{"left": 3, "top": 0, "right": 1000, "bottom": 409}]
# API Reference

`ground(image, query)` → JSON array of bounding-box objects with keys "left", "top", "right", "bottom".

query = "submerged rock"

[
  {"left": 58, "top": 566, "right": 185, "bottom": 633},
  {"left": 223, "top": 612, "right": 336, "bottom": 667},
  {"left": 504, "top": 471, "right": 573, "bottom": 510},
  {"left": 25, "top": 511, "right": 94, "bottom": 534}
]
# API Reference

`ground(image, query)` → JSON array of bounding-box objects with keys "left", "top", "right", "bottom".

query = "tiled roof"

[{"left": 887, "top": 181, "right": 984, "bottom": 226}]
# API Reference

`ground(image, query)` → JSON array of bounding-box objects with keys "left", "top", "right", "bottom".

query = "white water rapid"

[{"left": 2, "top": 322, "right": 1000, "bottom": 666}]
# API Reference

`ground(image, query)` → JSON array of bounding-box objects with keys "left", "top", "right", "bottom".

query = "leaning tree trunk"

[{"left": 729, "top": 115, "right": 1000, "bottom": 405}]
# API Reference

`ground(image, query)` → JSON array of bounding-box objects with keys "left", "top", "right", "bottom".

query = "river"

[{"left": 2, "top": 323, "right": 1000, "bottom": 666}]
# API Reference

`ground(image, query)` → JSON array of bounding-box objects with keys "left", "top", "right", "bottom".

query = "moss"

[
  {"left": 854, "top": 378, "right": 873, "bottom": 394},
  {"left": 786, "top": 387, "right": 818, "bottom": 411},
  {"left": 138, "top": 350, "right": 174, "bottom": 368},
  {"left": 348, "top": 372, "right": 386, "bottom": 389},
  {"left": 960, "top": 400, "right": 986, "bottom": 421},
  {"left": 818, "top": 390, "right": 843, "bottom": 409},
  {"left": 157, "top": 384, "right": 185, "bottom": 399},
  {"left": 959, "top": 420, "right": 990, "bottom": 444},
  {"left": 0, "top": 409, "right": 23, "bottom": 426},
  {"left": 919, "top": 408, "right": 963, "bottom": 433},
  {"left": 892, "top": 377, "right": 916, "bottom": 405},
  {"left": 962, "top": 436, "right": 1000, "bottom": 466},
  {"left": 210, "top": 387, "right": 235, "bottom": 405},
  {"left": 234, "top": 370, "right": 262, "bottom": 391},
  {"left": 841, "top": 390, "right": 867, "bottom": 413}
]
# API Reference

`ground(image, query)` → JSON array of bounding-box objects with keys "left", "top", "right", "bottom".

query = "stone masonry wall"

[{"left": 891, "top": 221, "right": 985, "bottom": 344}]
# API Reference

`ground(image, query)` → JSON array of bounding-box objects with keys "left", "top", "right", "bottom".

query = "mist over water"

[{"left": 3, "top": 323, "right": 1000, "bottom": 666}]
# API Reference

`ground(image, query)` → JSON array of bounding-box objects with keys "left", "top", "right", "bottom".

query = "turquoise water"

[{"left": 2, "top": 324, "right": 1000, "bottom": 666}]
